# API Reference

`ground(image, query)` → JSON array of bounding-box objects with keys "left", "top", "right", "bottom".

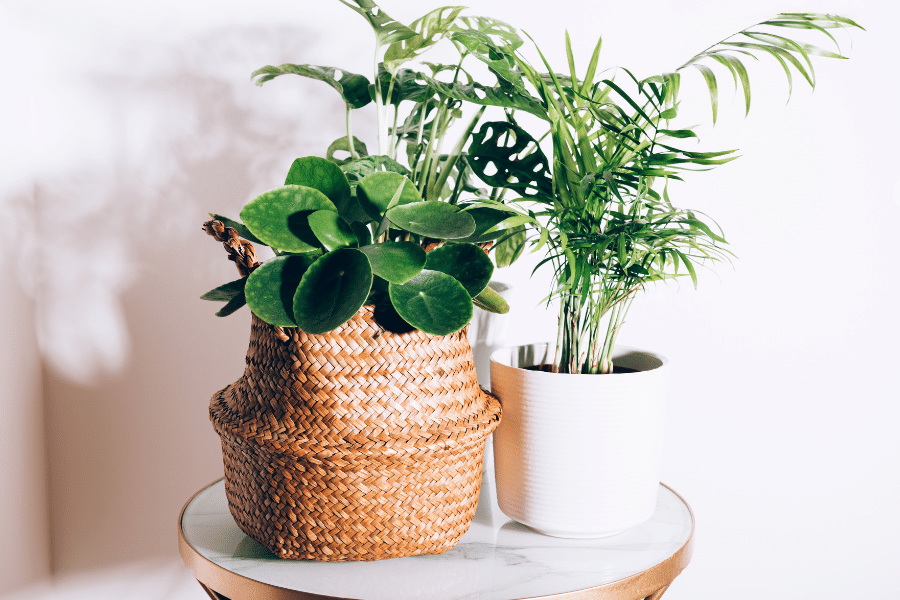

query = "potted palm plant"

[
  {"left": 462, "top": 13, "right": 863, "bottom": 537},
  {"left": 198, "top": 0, "right": 535, "bottom": 561}
]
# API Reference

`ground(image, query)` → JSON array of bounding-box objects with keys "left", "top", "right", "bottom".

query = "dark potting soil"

[{"left": 523, "top": 364, "right": 638, "bottom": 374}]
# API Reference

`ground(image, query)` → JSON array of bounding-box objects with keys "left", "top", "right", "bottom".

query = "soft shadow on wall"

[{"left": 8, "top": 24, "right": 367, "bottom": 578}]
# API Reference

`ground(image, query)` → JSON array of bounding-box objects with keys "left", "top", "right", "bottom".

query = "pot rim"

[{"left": 490, "top": 342, "right": 669, "bottom": 376}]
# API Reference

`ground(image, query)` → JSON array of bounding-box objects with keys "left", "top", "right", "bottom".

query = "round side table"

[{"left": 179, "top": 479, "right": 693, "bottom": 600}]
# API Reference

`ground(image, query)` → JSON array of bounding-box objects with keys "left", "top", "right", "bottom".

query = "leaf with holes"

[
  {"left": 245, "top": 255, "right": 313, "bottom": 327},
  {"left": 449, "top": 30, "right": 526, "bottom": 95},
  {"left": 251, "top": 64, "right": 371, "bottom": 109},
  {"left": 383, "top": 6, "right": 467, "bottom": 73},
  {"left": 308, "top": 210, "right": 358, "bottom": 251},
  {"left": 285, "top": 157, "right": 352, "bottom": 215},
  {"left": 389, "top": 270, "right": 473, "bottom": 335},
  {"left": 386, "top": 202, "right": 476, "bottom": 239},
  {"left": 340, "top": 0, "right": 417, "bottom": 48},
  {"left": 450, "top": 15, "right": 523, "bottom": 50},
  {"left": 468, "top": 121, "right": 553, "bottom": 201},
  {"left": 415, "top": 73, "right": 547, "bottom": 121},
  {"left": 357, "top": 172, "right": 421, "bottom": 221},
  {"left": 424, "top": 243, "right": 493, "bottom": 297},
  {"left": 293, "top": 248, "right": 373, "bottom": 334},
  {"left": 240, "top": 186, "right": 337, "bottom": 253},
  {"left": 359, "top": 241, "right": 426, "bottom": 284}
]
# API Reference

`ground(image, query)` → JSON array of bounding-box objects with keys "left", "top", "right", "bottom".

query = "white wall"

[{"left": 1, "top": 0, "right": 897, "bottom": 598}]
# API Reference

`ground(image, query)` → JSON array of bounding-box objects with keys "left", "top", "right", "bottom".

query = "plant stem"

[{"left": 345, "top": 105, "right": 358, "bottom": 160}]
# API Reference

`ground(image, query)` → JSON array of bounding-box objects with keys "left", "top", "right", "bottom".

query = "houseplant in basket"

[
  {"left": 460, "top": 13, "right": 863, "bottom": 537},
  {"left": 198, "top": 0, "right": 538, "bottom": 561}
]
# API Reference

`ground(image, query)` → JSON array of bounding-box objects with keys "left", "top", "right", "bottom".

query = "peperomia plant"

[
  {"left": 461, "top": 13, "right": 862, "bottom": 373},
  {"left": 201, "top": 1, "right": 541, "bottom": 336}
]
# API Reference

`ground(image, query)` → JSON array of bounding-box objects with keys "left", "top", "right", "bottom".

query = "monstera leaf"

[
  {"left": 388, "top": 270, "right": 473, "bottom": 335},
  {"left": 285, "top": 157, "right": 352, "bottom": 215},
  {"left": 468, "top": 121, "right": 554, "bottom": 201},
  {"left": 383, "top": 6, "right": 467, "bottom": 73},
  {"left": 240, "top": 186, "right": 337, "bottom": 253},
  {"left": 340, "top": 0, "right": 417, "bottom": 48},
  {"left": 251, "top": 64, "right": 372, "bottom": 109}
]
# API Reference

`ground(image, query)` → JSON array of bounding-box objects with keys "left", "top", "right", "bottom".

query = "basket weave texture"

[{"left": 210, "top": 306, "right": 501, "bottom": 561}]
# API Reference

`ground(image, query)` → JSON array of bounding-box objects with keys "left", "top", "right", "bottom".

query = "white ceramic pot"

[{"left": 490, "top": 343, "right": 669, "bottom": 538}]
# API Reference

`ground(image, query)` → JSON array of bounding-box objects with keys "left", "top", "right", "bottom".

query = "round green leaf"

[
  {"left": 424, "top": 243, "right": 493, "bottom": 297},
  {"left": 357, "top": 172, "right": 421, "bottom": 221},
  {"left": 244, "top": 255, "right": 313, "bottom": 327},
  {"left": 293, "top": 248, "right": 373, "bottom": 334},
  {"left": 386, "top": 202, "right": 476, "bottom": 240},
  {"left": 308, "top": 210, "right": 358, "bottom": 251},
  {"left": 351, "top": 221, "right": 373, "bottom": 246},
  {"left": 388, "top": 270, "right": 473, "bottom": 335},
  {"left": 240, "top": 186, "right": 337, "bottom": 253},
  {"left": 359, "top": 241, "right": 426, "bottom": 284},
  {"left": 284, "top": 157, "right": 352, "bottom": 215}
]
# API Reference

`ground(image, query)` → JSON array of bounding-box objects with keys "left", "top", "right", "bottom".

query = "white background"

[{"left": 1, "top": 0, "right": 898, "bottom": 598}]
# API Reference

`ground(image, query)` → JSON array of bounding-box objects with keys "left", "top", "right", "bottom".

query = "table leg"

[
  {"left": 645, "top": 584, "right": 670, "bottom": 600},
  {"left": 198, "top": 580, "right": 232, "bottom": 600}
]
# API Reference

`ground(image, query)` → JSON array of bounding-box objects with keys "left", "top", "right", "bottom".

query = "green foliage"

[
  {"left": 308, "top": 210, "right": 359, "bottom": 251},
  {"left": 359, "top": 241, "right": 427, "bottom": 284},
  {"left": 386, "top": 202, "right": 476, "bottom": 239},
  {"left": 244, "top": 255, "right": 313, "bottom": 327},
  {"left": 292, "top": 248, "right": 373, "bottom": 334},
  {"left": 389, "top": 270, "right": 473, "bottom": 335},
  {"left": 240, "top": 186, "right": 337, "bottom": 253},
  {"left": 424, "top": 243, "right": 493, "bottom": 297},
  {"left": 285, "top": 157, "right": 352, "bottom": 214},
  {"left": 251, "top": 64, "right": 372, "bottom": 109},
  {"left": 473, "top": 285, "right": 509, "bottom": 314},
  {"left": 462, "top": 11, "right": 861, "bottom": 373}
]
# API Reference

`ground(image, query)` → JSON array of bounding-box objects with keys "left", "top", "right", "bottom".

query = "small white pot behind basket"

[{"left": 490, "top": 343, "right": 669, "bottom": 538}]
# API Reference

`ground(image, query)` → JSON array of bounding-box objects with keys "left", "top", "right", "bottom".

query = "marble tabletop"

[{"left": 180, "top": 454, "right": 693, "bottom": 600}]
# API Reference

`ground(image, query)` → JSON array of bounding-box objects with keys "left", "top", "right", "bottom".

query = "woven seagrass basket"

[{"left": 209, "top": 307, "right": 502, "bottom": 561}]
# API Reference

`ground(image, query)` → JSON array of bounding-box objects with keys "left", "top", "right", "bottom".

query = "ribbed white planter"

[{"left": 490, "top": 343, "right": 669, "bottom": 538}]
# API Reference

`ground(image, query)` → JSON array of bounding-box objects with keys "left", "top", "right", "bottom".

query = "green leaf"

[
  {"left": 308, "top": 210, "right": 358, "bottom": 251},
  {"left": 215, "top": 292, "right": 246, "bottom": 317},
  {"left": 386, "top": 202, "right": 476, "bottom": 239},
  {"left": 455, "top": 206, "right": 516, "bottom": 242},
  {"left": 359, "top": 241, "right": 427, "bottom": 284},
  {"left": 472, "top": 285, "right": 509, "bottom": 314},
  {"left": 424, "top": 243, "right": 493, "bottom": 297},
  {"left": 340, "top": 155, "right": 411, "bottom": 186},
  {"left": 357, "top": 172, "right": 421, "bottom": 221},
  {"left": 389, "top": 270, "right": 473, "bottom": 335},
  {"left": 415, "top": 72, "right": 548, "bottom": 121},
  {"left": 468, "top": 121, "right": 554, "bottom": 201},
  {"left": 383, "top": 6, "right": 467, "bottom": 73},
  {"left": 494, "top": 225, "right": 526, "bottom": 267},
  {"left": 693, "top": 64, "right": 718, "bottom": 123},
  {"left": 450, "top": 30, "right": 527, "bottom": 95},
  {"left": 326, "top": 136, "right": 369, "bottom": 165},
  {"left": 339, "top": 0, "right": 417, "bottom": 47},
  {"left": 284, "top": 157, "right": 352, "bottom": 215},
  {"left": 251, "top": 64, "right": 371, "bottom": 109},
  {"left": 244, "top": 255, "right": 313, "bottom": 327},
  {"left": 208, "top": 214, "right": 264, "bottom": 245},
  {"left": 351, "top": 221, "right": 372, "bottom": 246},
  {"left": 451, "top": 15, "right": 523, "bottom": 50},
  {"left": 201, "top": 277, "right": 246, "bottom": 302},
  {"left": 240, "top": 185, "right": 337, "bottom": 253},
  {"left": 293, "top": 248, "right": 373, "bottom": 334}
]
